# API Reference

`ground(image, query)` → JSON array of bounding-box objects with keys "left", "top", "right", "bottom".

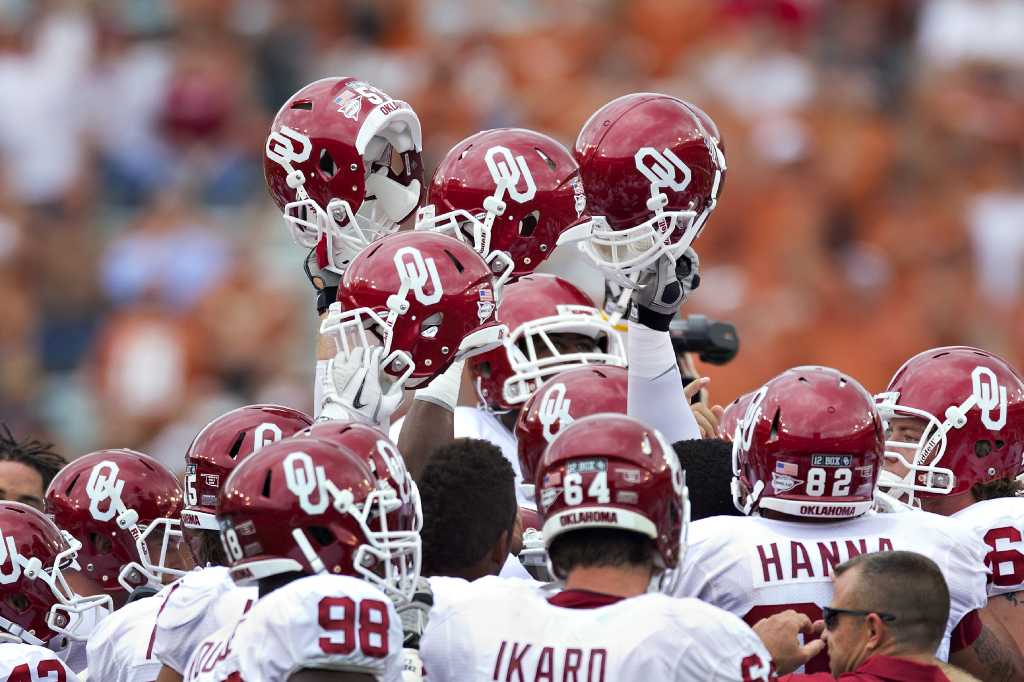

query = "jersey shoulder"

[
  {"left": 85, "top": 594, "right": 160, "bottom": 672},
  {"left": 235, "top": 574, "right": 403, "bottom": 681},
  {"left": 0, "top": 643, "right": 81, "bottom": 681},
  {"left": 953, "top": 497, "right": 1024, "bottom": 528},
  {"left": 157, "top": 566, "right": 236, "bottom": 629}
]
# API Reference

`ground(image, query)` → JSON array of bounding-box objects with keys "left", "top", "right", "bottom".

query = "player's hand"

[
  {"left": 752, "top": 610, "right": 826, "bottom": 675},
  {"left": 629, "top": 248, "right": 700, "bottom": 331},
  {"left": 320, "top": 346, "right": 403, "bottom": 427},
  {"left": 305, "top": 247, "right": 342, "bottom": 315},
  {"left": 683, "top": 377, "right": 724, "bottom": 438},
  {"left": 394, "top": 577, "right": 434, "bottom": 650}
]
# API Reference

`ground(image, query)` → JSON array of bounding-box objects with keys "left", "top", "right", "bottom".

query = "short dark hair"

[
  {"left": 0, "top": 424, "right": 67, "bottom": 492},
  {"left": 673, "top": 438, "right": 742, "bottom": 520},
  {"left": 419, "top": 439, "right": 517, "bottom": 576},
  {"left": 836, "top": 551, "right": 950, "bottom": 651},
  {"left": 548, "top": 528, "right": 656, "bottom": 580},
  {"left": 972, "top": 477, "right": 1023, "bottom": 501}
]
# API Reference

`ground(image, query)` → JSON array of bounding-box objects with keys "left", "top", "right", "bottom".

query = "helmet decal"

[
  {"left": 539, "top": 383, "right": 574, "bottom": 443},
  {"left": 86, "top": 461, "right": 126, "bottom": 524},
  {"left": 485, "top": 145, "right": 537, "bottom": 204}
]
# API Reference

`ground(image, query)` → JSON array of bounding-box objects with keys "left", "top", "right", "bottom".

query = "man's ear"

[
  {"left": 864, "top": 613, "right": 886, "bottom": 651},
  {"left": 491, "top": 528, "right": 512, "bottom": 568}
]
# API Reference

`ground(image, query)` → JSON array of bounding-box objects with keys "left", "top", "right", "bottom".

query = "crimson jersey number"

[
  {"left": 6, "top": 661, "right": 65, "bottom": 682},
  {"left": 318, "top": 596, "right": 390, "bottom": 658},
  {"left": 745, "top": 603, "right": 828, "bottom": 674},
  {"left": 984, "top": 526, "right": 1024, "bottom": 587}
]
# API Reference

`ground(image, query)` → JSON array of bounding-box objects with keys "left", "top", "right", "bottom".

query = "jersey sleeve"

[
  {"left": 0, "top": 644, "right": 83, "bottom": 682},
  {"left": 153, "top": 567, "right": 248, "bottom": 673},
  {"left": 943, "top": 518, "right": 991, "bottom": 622},
  {"left": 236, "top": 574, "right": 403, "bottom": 682}
]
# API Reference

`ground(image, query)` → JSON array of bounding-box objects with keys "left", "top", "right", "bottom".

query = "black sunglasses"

[{"left": 823, "top": 606, "right": 897, "bottom": 630}]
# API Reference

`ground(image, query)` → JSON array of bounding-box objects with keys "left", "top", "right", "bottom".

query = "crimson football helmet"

[
  {"left": 536, "top": 414, "right": 688, "bottom": 593},
  {"left": 416, "top": 128, "right": 587, "bottom": 277},
  {"left": 325, "top": 230, "right": 511, "bottom": 389},
  {"left": 183, "top": 405, "right": 313, "bottom": 532},
  {"left": 468, "top": 274, "right": 626, "bottom": 410},
  {"left": 217, "top": 437, "right": 420, "bottom": 600},
  {"left": 299, "top": 420, "right": 422, "bottom": 534},
  {"left": 720, "top": 391, "right": 754, "bottom": 444},
  {"left": 573, "top": 93, "right": 726, "bottom": 280},
  {"left": 264, "top": 77, "right": 424, "bottom": 273},
  {"left": 731, "top": 366, "right": 884, "bottom": 519},
  {"left": 515, "top": 365, "right": 629, "bottom": 486},
  {"left": 876, "top": 346, "right": 1024, "bottom": 503},
  {"left": 0, "top": 502, "right": 111, "bottom": 645},
  {"left": 46, "top": 450, "right": 185, "bottom": 596}
]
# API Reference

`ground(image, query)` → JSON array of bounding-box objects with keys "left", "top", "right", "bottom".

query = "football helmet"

[
  {"left": 468, "top": 274, "right": 627, "bottom": 410},
  {"left": 876, "top": 346, "right": 1024, "bottom": 503},
  {"left": 416, "top": 128, "right": 587, "bottom": 277},
  {"left": 183, "top": 405, "right": 313, "bottom": 532},
  {"left": 515, "top": 365, "right": 629, "bottom": 486},
  {"left": 536, "top": 414, "right": 687, "bottom": 593},
  {"left": 264, "top": 77, "right": 424, "bottom": 273},
  {"left": 720, "top": 391, "right": 754, "bottom": 443},
  {"left": 326, "top": 230, "right": 511, "bottom": 389},
  {"left": 300, "top": 420, "right": 422, "bottom": 534},
  {"left": 573, "top": 93, "right": 726, "bottom": 280},
  {"left": 218, "top": 437, "right": 420, "bottom": 601},
  {"left": 731, "top": 366, "right": 884, "bottom": 519},
  {"left": 46, "top": 450, "right": 185, "bottom": 595},
  {"left": 0, "top": 502, "right": 112, "bottom": 645}
]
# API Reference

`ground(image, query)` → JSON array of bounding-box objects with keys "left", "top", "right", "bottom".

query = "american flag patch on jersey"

[
  {"left": 479, "top": 288, "right": 493, "bottom": 302},
  {"left": 775, "top": 461, "right": 799, "bottom": 476}
]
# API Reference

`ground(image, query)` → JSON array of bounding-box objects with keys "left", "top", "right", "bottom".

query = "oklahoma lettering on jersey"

[
  {"left": 953, "top": 497, "right": 1024, "bottom": 596},
  {"left": 674, "top": 511, "right": 989, "bottom": 669},
  {"left": 421, "top": 575, "right": 773, "bottom": 682}
]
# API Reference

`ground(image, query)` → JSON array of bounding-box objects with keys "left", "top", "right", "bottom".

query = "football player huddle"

[{"left": 0, "top": 75, "right": 1022, "bottom": 682}]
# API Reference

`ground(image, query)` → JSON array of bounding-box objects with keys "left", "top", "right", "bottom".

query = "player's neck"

[
  {"left": 563, "top": 564, "right": 653, "bottom": 598},
  {"left": 919, "top": 490, "right": 975, "bottom": 517}
]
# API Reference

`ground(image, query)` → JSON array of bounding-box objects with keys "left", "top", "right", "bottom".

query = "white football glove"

[
  {"left": 394, "top": 576, "right": 434, "bottom": 650},
  {"left": 320, "top": 346, "right": 405, "bottom": 427},
  {"left": 629, "top": 248, "right": 700, "bottom": 331}
]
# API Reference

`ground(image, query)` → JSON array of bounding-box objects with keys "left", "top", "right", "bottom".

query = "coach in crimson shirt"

[{"left": 780, "top": 551, "right": 980, "bottom": 682}]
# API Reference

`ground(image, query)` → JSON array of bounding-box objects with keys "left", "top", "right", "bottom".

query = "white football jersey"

[
  {"left": 673, "top": 510, "right": 989, "bottom": 668},
  {"left": 953, "top": 497, "right": 1024, "bottom": 597},
  {"left": 85, "top": 590, "right": 166, "bottom": 682},
  {"left": 183, "top": 574, "right": 402, "bottom": 682},
  {"left": 421, "top": 576, "right": 773, "bottom": 681},
  {"left": 0, "top": 643, "right": 82, "bottom": 682},
  {"left": 392, "top": 407, "right": 526, "bottom": 501},
  {"left": 153, "top": 566, "right": 257, "bottom": 674}
]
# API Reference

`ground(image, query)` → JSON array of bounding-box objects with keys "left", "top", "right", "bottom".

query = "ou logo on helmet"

[
  {"left": 539, "top": 383, "right": 573, "bottom": 442},
  {"left": 0, "top": 531, "right": 21, "bottom": 584},
  {"left": 284, "top": 451, "right": 352, "bottom": 516},
  {"left": 254, "top": 423, "right": 284, "bottom": 452},
  {"left": 86, "top": 461, "right": 126, "bottom": 523},
  {"left": 376, "top": 439, "right": 412, "bottom": 503},
  {"left": 485, "top": 146, "right": 537, "bottom": 204},
  {"left": 393, "top": 246, "right": 443, "bottom": 307},
  {"left": 972, "top": 366, "right": 1007, "bottom": 430},
  {"left": 635, "top": 147, "right": 692, "bottom": 194}
]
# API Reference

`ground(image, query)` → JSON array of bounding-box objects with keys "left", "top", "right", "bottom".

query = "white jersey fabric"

[
  {"left": 421, "top": 576, "right": 773, "bottom": 681},
  {"left": 953, "top": 497, "right": 1024, "bottom": 597},
  {"left": 183, "top": 574, "right": 402, "bottom": 682},
  {"left": 391, "top": 406, "right": 525, "bottom": 499},
  {"left": 153, "top": 566, "right": 257, "bottom": 674},
  {"left": 0, "top": 643, "right": 82, "bottom": 681},
  {"left": 673, "top": 510, "right": 989, "bottom": 663},
  {"left": 85, "top": 590, "right": 165, "bottom": 682}
]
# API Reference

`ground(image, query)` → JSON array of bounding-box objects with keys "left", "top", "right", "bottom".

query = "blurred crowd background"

[{"left": 1, "top": 0, "right": 1022, "bottom": 473}]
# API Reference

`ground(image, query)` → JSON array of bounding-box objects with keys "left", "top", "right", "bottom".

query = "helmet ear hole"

[
  {"left": 519, "top": 210, "right": 540, "bottom": 237},
  {"left": 6, "top": 593, "right": 29, "bottom": 612},
  {"left": 318, "top": 149, "right": 338, "bottom": 180},
  {"left": 307, "top": 526, "right": 335, "bottom": 547},
  {"left": 420, "top": 313, "right": 443, "bottom": 338},
  {"left": 90, "top": 532, "right": 113, "bottom": 556}
]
